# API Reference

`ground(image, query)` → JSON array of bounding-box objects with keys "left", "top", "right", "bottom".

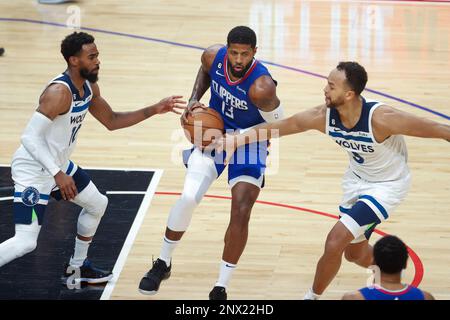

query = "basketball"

[{"left": 182, "top": 107, "right": 224, "bottom": 147}]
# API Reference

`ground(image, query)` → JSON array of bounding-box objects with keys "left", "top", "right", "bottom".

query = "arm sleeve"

[
  {"left": 258, "top": 104, "right": 285, "bottom": 123},
  {"left": 20, "top": 112, "right": 61, "bottom": 176}
]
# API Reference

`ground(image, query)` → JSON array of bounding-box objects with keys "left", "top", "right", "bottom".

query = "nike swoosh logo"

[
  {"left": 216, "top": 70, "right": 224, "bottom": 77},
  {"left": 236, "top": 86, "right": 247, "bottom": 95}
]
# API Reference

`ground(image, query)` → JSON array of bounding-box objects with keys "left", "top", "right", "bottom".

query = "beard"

[
  {"left": 80, "top": 67, "right": 99, "bottom": 83},
  {"left": 326, "top": 96, "right": 344, "bottom": 109},
  {"left": 228, "top": 58, "right": 253, "bottom": 78},
  {"left": 325, "top": 99, "right": 335, "bottom": 109}
]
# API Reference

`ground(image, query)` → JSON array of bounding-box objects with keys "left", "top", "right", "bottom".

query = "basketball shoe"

[
  {"left": 209, "top": 286, "right": 227, "bottom": 300},
  {"left": 138, "top": 258, "right": 171, "bottom": 295},
  {"left": 64, "top": 259, "right": 113, "bottom": 284}
]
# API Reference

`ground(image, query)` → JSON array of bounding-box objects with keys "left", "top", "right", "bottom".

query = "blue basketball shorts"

[
  {"left": 182, "top": 140, "right": 269, "bottom": 189},
  {"left": 11, "top": 160, "right": 91, "bottom": 225}
]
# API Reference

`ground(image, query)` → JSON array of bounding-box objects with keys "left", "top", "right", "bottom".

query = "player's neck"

[
  {"left": 379, "top": 273, "right": 405, "bottom": 291},
  {"left": 65, "top": 68, "right": 85, "bottom": 93},
  {"left": 336, "top": 97, "right": 363, "bottom": 129}
]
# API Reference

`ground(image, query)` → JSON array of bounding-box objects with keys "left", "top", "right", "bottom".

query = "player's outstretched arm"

[
  {"left": 372, "top": 105, "right": 450, "bottom": 142},
  {"left": 89, "top": 83, "right": 186, "bottom": 131},
  {"left": 213, "top": 104, "right": 326, "bottom": 155},
  {"left": 253, "top": 104, "right": 326, "bottom": 139}
]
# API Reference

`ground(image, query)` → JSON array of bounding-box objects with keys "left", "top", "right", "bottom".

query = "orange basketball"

[{"left": 182, "top": 107, "right": 224, "bottom": 147}]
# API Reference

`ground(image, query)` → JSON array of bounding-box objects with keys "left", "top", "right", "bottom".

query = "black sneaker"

[
  {"left": 64, "top": 259, "right": 113, "bottom": 284},
  {"left": 209, "top": 286, "right": 227, "bottom": 300},
  {"left": 138, "top": 258, "right": 171, "bottom": 295}
]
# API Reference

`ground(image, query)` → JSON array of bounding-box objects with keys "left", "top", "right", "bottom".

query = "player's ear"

[
  {"left": 68, "top": 55, "right": 79, "bottom": 68},
  {"left": 253, "top": 46, "right": 258, "bottom": 55},
  {"left": 345, "top": 90, "right": 355, "bottom": 101}
]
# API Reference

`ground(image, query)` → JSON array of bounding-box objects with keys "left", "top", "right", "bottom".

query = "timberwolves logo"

[{"left": 21, "top": 187, "right": 40, "bottom": 207}]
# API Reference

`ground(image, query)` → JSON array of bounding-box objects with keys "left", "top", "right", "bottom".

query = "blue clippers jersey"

[
  {"left": 359, "top": 285, "right": 425, "bottom": 300},
  {"left": 209, "top": 46, "right": 273, "bottom": 131}
]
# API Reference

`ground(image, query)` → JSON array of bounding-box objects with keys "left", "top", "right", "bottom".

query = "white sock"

[
  {"left": 304, "top": 287, "right": 321, "bottom": 300},
  {"left": 69, "top": 237, "right": 91, "bottom": 267},
  {"left": 159, "top": 236, "right": 178, "bottom": 267},
  {"left": 215, "top": 260, "right": 236, "bottom": 288}
]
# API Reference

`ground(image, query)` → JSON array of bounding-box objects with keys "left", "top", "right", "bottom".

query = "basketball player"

[
  {"left": 213, "top": 61, "right": 450, "bottom": 299},
  {"left": 342, "top": 235, "right": 434, "bottom": 300},
  {"left": 0, "top": 32, "right": 186, "bottom": 284},
  {"left": 138, "top": 26, "right": 283, "bottom": 300}
]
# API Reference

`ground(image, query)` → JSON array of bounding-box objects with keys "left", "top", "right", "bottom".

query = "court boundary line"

[
  {"left": 101, "top": 169, "right": 164, "bottom": 300},
  {"left": 0, "top": 164, "right": 427, "bottom": 288},
  {"left": 0, "top": 164, "right": 163, "bottom": 300}
]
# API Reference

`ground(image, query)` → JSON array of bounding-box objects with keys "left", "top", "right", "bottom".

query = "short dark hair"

[
  {"left": 227, "top": 26, "right": 257, "bottom": 48},
  {"left": 373, "top": 235, "right": 408, "bottom": 274},
  {"left": 336, "top": 61, "right": 368, "bottom": 95},
  {"left": 61, "top": 32, "right": 95, "bottom": 63}
]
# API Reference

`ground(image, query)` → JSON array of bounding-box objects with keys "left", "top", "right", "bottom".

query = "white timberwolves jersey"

[
  {"left": 326, "top": 97, "right": 409, "bottom": 182},
  {"left": 13, "top": 73, "right": 92, "bottom": 174}
]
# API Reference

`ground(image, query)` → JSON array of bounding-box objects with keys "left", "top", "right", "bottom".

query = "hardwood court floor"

[{"left": 0, "top": 0, "right": 449, "bottom": 300}]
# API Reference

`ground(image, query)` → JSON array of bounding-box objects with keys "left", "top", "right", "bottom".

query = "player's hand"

[
  {"left": 181, "top": 100, "right": 208, "bottom": 124},
  {"left": 155, "top": 95, "right": 187, "bottom": 115},
  {"left": 210, "top": 134, "right": 238, "bottom": 165},
  {"left": 54, "top": 171, "right": 78, "bottom": 200}
]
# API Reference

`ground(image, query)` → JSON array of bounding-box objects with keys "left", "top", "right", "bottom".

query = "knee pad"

[
  {"left": 0, "top": 221, "right": 40, "bottom": 267},
  {"left": 167, "top": 194, "right": 197, "bottom": 231},
  {"left": 72, "top": 182, "right": 108, "bottom": 237},
  {"left": 72, "top": 181, "right": 108, "bottom": 214},
  {"left": 15, "top": 221, "right": 40, "bottom": 253},
  {"left": 166, "top": 171, "right": 214, "bottom": 232}
]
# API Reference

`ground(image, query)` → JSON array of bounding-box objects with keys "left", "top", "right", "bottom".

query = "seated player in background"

[{"left": 342, "top": 235, "right": 435, "bottom": 300}]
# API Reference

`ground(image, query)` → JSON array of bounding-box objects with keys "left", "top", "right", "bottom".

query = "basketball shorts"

[
  {"left": 11, "top": 160, "right": 91, "bottom": 225},
  {"left": 182, "top": 140, "right": 268, "bottom": 189},
  {"left": 338, "top": 169, "right": 411, "bottom": 243}
]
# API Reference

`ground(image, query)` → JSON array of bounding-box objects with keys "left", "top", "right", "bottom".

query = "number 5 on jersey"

[{"left": 352, "top": 152, "right": 365, "bottom": 164}]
